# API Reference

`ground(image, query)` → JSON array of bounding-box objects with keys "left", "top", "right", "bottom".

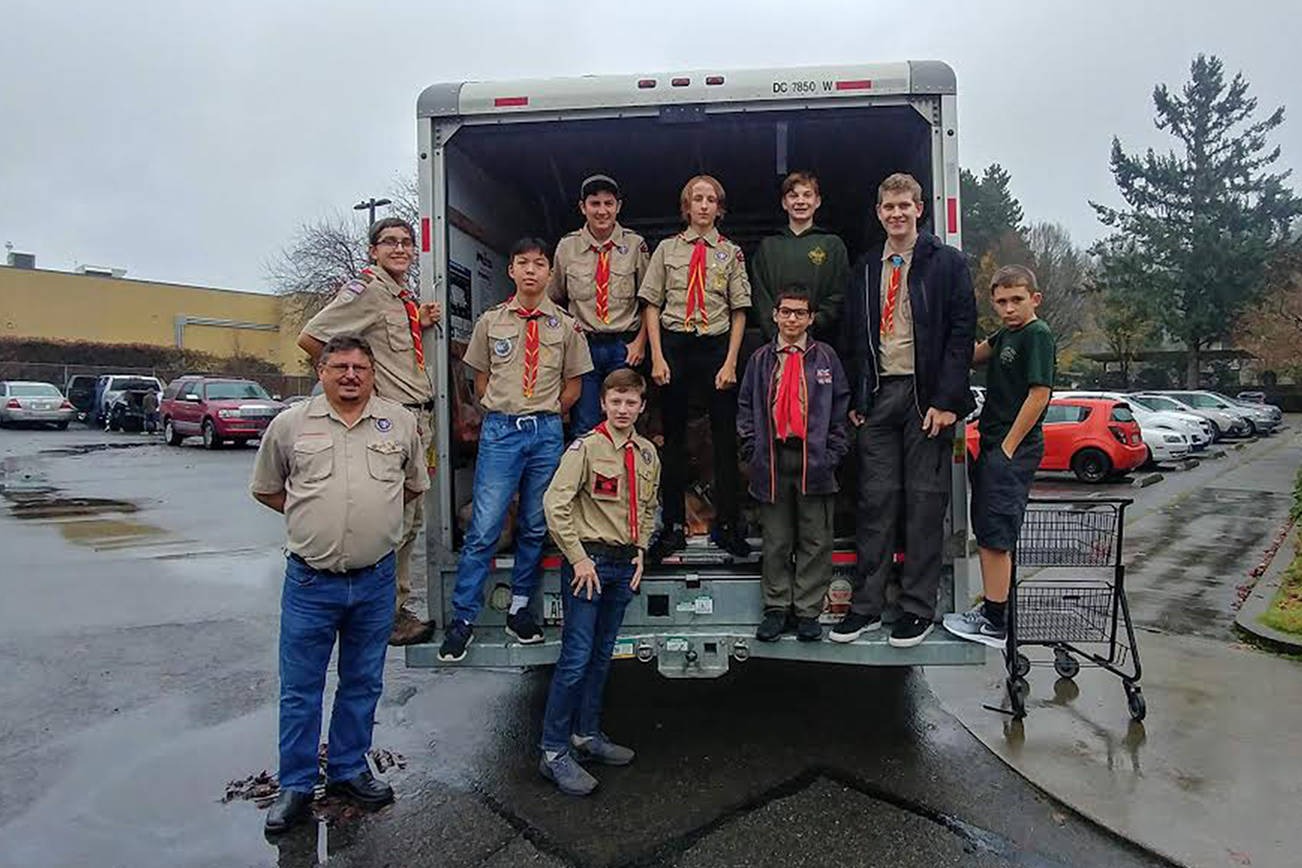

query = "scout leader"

[
  {"left": 639, "top": 174, "right": 752, "bottom": 563},
  {"left": 438, "top": 238, "right": 594, "bottom": 663},
  {"left": 748, "top": 171, "right": 849, "bottom": 344},
  {"left": 538, "top": 368, "right": 660, "bottom": 796},
  {"left": 251, "top": 334, "right": 428, "bottom": 834},
  {"left": 546, "top": 174, "right": 650, "bottom": 435},
  {"left": 297, "top": 217, "right": 441, "bottom": 647}
]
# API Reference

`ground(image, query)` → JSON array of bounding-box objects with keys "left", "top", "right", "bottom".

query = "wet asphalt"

[{"left": 4, "top": 423, "right": 1273, "bottom": 867}]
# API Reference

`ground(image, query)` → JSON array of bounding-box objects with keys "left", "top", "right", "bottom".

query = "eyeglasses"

[
  {"left": 323, "top": 363, "right": 373, "bottom": 374},
  {"left": 775, "top": 307, "right": 811, "bottom": 319},
  {"left": 375, "top": 237, "right": 415, "bottom": 250}
]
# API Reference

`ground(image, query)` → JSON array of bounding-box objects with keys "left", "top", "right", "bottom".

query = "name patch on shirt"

[{"left": 593, "top": 473, "right": 620, "bottom": 498}]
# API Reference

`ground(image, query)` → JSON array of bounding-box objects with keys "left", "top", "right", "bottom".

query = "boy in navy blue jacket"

[{"left": 738, "top": 287, "right": 851, "bottom": 642}]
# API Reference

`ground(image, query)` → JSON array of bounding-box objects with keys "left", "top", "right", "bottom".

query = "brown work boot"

[{"left": 389, "top": 606, "right": 435, "bottom": 646}]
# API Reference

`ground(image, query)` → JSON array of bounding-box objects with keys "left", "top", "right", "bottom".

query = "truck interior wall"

[{"left": 442, "top": 105, "right": 937, "bottom": 542}]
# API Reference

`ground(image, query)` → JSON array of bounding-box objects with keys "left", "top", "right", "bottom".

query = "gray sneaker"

[
  {"left": 942, "top": 608, "right": 1006, "bottom": 648},
  {"left": 572, "top": 732, "right": 635, "bottom": 766},
  {"left": 538, "top": 750, "right": 598, "bottom": 796}
]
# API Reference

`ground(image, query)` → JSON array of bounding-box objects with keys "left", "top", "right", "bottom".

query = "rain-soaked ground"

[{"left": 6, "top": 423, "right": 1290, "bottom": 867}]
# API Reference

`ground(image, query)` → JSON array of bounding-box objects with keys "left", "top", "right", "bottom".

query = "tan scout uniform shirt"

[
  {"left": 250, "top": 395, "right": 428, "bottom": 572},
  {"left": 302, "top": 267, "right": 434, "bottom": 406},
  {"left": 462, "top": 295, "right": 593, "bottom": 416},
  {"left": 546, "top": 224, "right": 650, "bottom": 334},
  {"left": 878, "top": 246, "right": 915, "bottom": 376},
  {"left": 638, "top": 227, "right": 752, "bottom": 337},
  {"left": 543, "top": 425, "right": 661, "bottom": 566}
]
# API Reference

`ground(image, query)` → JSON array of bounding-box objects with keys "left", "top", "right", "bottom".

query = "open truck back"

[{"left": 406, "top": 60, "right": 981, "bottom": 677}]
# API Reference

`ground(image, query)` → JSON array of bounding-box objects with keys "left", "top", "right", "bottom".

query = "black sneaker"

[
  {"left": 755, "top": 610, "right": 788, "bottom": 642},
  {"left": 828, "top": 611, "right": 882, "bottom": 644},
  {"left": 710, "top": 524, "right": 752, "bottom": 558},
  {"left": 796, "top": 617, "right": 823, "bottom": 642},
  {"left": 437, "top": 619, "right": 474, "bottom": 662},
  {"left": 648, "top": 526, "right": 687, "bottom": 563},
  {"left": 888, "top": 613, "right": 935, "bottom": 648},
  {"left": 506, "top": 610, "right": 544, "bottom": 644}
]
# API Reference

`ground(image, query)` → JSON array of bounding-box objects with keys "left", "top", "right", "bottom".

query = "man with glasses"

[
  {"left": 251, "top": 334, "right": 428, "bottom": 834},
  {"left": 298, "top": 218, "right": 442, "bottom": 646}
]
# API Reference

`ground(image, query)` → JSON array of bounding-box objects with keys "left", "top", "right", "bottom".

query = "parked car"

[
  {"left": 1056, "top": 391, "right": 1209, "bottom": 451},
  {"left": 92, "top": 374, "right": 164, "bottom": 427},
  {"left": 63, "top": 374, "right": 99, "bottom": 421},
  {"left": 1162, "top": 390, "right": 1275, "bottom": 436},
  {"left": 1215, "top": 390, "right": 1282, "bottom": 428},
  {"left": 966, "top": 397, "right": 1148, "bottom": 483},
  {"left": 160, "top": 376, "right": 286, "bottom": 449},
  {"left": 1124, "top": 393, "right": 1218, "bottom": 443},
  {"left": 1131, "top": 392, "right": 1250, "bottom": 440},
  {"left": 1236, "top": 391, "right": 1266, "bottom": 404},
  {"left": 0, "top": 381, "right": 77, "bottom": 429}
]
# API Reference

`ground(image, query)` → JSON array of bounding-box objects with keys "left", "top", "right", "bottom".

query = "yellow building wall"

[{"left": 0, "top": 266, "right": 303, "bottom": 371}]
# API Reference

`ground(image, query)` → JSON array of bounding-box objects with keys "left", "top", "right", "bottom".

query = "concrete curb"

[
  {"left": 1204, "top": 448, "right": 1227, "bottom": 460},
  {"left": 1236, "top": 525, "right": 1302, "bottom": 651},
  {"left": 1132, "top": 472, "right": 1163, "bottom": 489}
]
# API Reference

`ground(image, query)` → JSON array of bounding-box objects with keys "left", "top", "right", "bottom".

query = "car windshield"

[
  {"left": 9, "top": 383, "right": 62, "bottom": 397},
  {"left": 112, "top": 378, "right": 158, "bottom": 391},
  {"left": 1183, "top": 394, "right": 1224, "bottom": 409},
  {"left": 204, "top": 381, "right": 270, "bottom": 400},
  {"left": 1139, "top": 395, "right": 1185, "bottom": 411}
]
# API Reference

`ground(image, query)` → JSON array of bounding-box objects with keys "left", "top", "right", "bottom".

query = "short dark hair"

[
  {"left": 600, "top": 368, "right": 647, "bottom": 399},
  {"left": 317, "top": 334, "right": 375, "bottom": 366},
  {"left": 509, "top": 237, "right": 551, "bottom": 263},
  {"left": 580, "top": 174, "right": 621, "bottom": 200},
  {"left": 368, "top": 217, "right": 415, "bottom": 247},
  {"left": 774, "top": 285, "right": 814, "bottom": 312},
  {"left": 990, "top": 264, "right": 1040, "bottom": 294},
  {"left": 780, "top": 171, "right": 820, "bottom": 198}
]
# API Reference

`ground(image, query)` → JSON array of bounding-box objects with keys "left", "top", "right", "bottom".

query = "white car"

[{"left": 1057, "top": 391, "right": 1210, "bottom": 450}]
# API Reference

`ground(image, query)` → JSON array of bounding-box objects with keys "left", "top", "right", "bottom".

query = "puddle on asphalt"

[{"left": 2, "top": 485, "right": 168, "bottom": 549}]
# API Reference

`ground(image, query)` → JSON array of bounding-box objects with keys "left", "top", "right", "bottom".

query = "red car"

[
  {"left": 967, "top": 397, "right": 1148, "bottom": 483},
  {"left": 160, "top": 376, "right": 287, "bottom": 449}
]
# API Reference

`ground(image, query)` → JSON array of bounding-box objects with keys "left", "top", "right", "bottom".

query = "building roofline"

[{"left": 0, "top": 264, "right": 275, "bottom": 299}]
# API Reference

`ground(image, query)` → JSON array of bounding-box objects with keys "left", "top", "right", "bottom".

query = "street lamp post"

[{"left": 354, "top": 197, "right": 392, "bottom": 225}]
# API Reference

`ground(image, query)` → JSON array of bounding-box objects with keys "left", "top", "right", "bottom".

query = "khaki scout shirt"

[
  {"left": 638, "top": 227, "right": 752, "bottom": 337},
  {"left": 546, "top": 224, "right": 650, "bottom": 334},
  {"left": 462, "top": 294, "right": 593, "bottom": 416},
  {"left": 250, "top": 394, "right": 428, "bottom": 572},
  {"left": 301, "top": 267, "right": 434, "bottom": 406},
  {"left": 878, "top": 246, "right": 915, "bottom": 376},
  {"left": 543, "top": 424, "right": 661, "bottom": 566}
]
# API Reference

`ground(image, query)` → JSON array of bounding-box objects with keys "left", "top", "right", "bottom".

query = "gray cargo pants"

[
  {"left": 760, "top": 439, "right": 835, "bottom": 619},
  {"left": 850, "top": 376, "right": 953, "bottom": 621}
]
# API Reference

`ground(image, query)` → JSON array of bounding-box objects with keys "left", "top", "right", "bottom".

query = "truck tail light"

[{"left": 637, "top": 79, "right": 656, "bottom": 89}]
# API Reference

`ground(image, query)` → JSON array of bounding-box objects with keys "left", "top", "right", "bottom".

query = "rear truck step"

[{"left": 404, "top": 625, "right": 984, "bottom": 678}]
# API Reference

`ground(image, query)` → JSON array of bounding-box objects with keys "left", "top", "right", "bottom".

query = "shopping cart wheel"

[
  {"left": 1012, "top": 653, "right": 1031, "bottom": 678},
  {"left": 1053, "top": 650, "right": 1080, "bottom": 680},
  {"left": 1124, "top": 683, "right": 1146, "bottom": 722},
  {"left": 1007, "top": 677, "right": 1029, "bottom": 719}
]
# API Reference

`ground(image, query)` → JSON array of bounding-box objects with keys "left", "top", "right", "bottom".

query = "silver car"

[
  {"left": 1131, "top": 392, "right": 1248, "bottom": 440},
  {"left": 0, "top": 381, "right": 77, "bottom": 429},
  {"left": 1166, "top": 390, "right": 1275, "bottom": 436}
]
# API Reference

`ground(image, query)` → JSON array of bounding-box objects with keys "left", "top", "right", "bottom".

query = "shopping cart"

[{"left": 1002, "top": 497, "right": 1145, "bottom": 721}]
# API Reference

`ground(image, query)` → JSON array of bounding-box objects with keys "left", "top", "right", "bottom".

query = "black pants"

[
  {"left": 850, "top": 376, "right": 954, "bottom": 621},
  {"left": 660, "top": 330, "right": 740, "bottom": 530}
]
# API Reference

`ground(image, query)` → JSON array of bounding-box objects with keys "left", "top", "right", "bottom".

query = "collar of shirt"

[
  {"left": 775, "top": 333, "right": 810, "bottom": 352},
  {"left": 597, "top": 423, "right": 637, "bottom": 449},
  {"left": 680, "top": 226, "right": 722, "bottom": 246},
  {"left": 306, "top": 393, "right": 381, "bottom": 426},
  {"left": 578, "top": 223, "right": 623, "bottom": 251},
  {"left": 881, "top": 244, "right": 915, "bottom": 263},
  {"left": 781, "top": 224, "right": 827, "bottom": 239},
  {"left": 363, "top": 265, "right": 410, "bottom": 299},
  {"left": 506, "top": 293, "right": 561, "bottom": 317}
]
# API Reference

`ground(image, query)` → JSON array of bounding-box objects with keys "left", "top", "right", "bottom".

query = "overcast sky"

[{"left": 3, "top": 0, "right": 1299, "bottom": 291}]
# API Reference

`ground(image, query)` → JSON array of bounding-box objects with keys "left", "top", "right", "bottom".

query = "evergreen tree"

[
  {"left": 1092, "top": 54, "right": 1301, "bottom": 385},
  {"left": 961, "top": 163, "right": 1025, "bottom": 273}
]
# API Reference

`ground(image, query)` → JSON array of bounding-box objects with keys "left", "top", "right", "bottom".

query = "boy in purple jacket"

[{"left": 738, "top": 286, "right": 851, "bottom": 642}]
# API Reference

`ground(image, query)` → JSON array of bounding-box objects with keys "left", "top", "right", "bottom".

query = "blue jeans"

[
  {"left": 451, "top": 412, "right": 563, "bottom": 624},
  {"left": 278, "top": 552, "right": 395, "bottom": 793},
  {"left": 572, "top": 334, "right": 634, "bottom": 435},
  {"left": 540, "top": 556, "right": 636, "bottom": 751}
]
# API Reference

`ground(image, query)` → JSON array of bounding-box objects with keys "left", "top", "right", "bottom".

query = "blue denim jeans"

[
  {"left": 571, "top": 334, "right": 634, "bottom": 436},
  {"left": 540, "top": 556, "right": 637, "bottom": 751},
  {"left": 451, "top": 412, "right": 563, "bottom": 624},
  {"left": 278, "top": 551, "right": 395, "bottom": 793}
]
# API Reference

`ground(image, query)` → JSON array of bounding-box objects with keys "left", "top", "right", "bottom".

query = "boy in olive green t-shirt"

[{"left": 945, "top": 265, "right": 1056, "bottom": 646}]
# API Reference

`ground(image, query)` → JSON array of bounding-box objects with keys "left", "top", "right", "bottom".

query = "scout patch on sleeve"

[
  {"left": 816, "top": 367, "right": 833, "bottom": 385},
  {"left": 339, "top": 279, "right": 367, "bottom": 300},
  {"left": 592, "top": 473, "right": 620, "bottom": 498},
  {"left": 568, "top": 439, "right": 584, "bottom": 452},
  {"left": 735, "top": 248, "right": 745, "bottom": 261},
  {"left": 640, "top": 241, "right": 649, "bottom": 253}
]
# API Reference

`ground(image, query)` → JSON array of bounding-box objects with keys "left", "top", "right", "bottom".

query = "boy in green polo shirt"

[
  {"left": 945, "top": 265, "right": 1055, "bottom": 646},
  {"left": 749, "top": 171, "right": 848, "bottom": 344}
]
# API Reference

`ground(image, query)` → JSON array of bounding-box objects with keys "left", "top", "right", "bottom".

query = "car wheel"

[
  {"left": 1071, "top": 448, "right": 1113, "bottom": 483},
  {"left": 1140, "top": 446, "right": 1156, "bottom": 470},
  {"left": 202, "top": 419, "right": 221, "bottom": 450},
  {"left": 1244, "top": 419, "right": 1258, "bottom": 437},
  {"left": 164, "top": 418, "right": 184, "bottom": 446}
]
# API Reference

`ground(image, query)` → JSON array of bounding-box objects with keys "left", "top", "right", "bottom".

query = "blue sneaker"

[
  {"left": 571, "top": 733, "right": 635, "bottom": 766},
  {"left": 539, "top": 750, "right": 598, "bottom": 796}
]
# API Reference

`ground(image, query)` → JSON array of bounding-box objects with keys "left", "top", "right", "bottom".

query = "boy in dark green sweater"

[{"left": 749, "top": 172, "right": 848, "bottom": 344}]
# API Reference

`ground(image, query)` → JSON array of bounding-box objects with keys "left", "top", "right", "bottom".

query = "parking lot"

[{"left": 0, "top": 419, "right": 1295, "bottom": 867}]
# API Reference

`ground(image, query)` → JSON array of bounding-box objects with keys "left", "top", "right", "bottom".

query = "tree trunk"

[{"left": 1185, "top": 343, "right": 1201, "bottom": 387}]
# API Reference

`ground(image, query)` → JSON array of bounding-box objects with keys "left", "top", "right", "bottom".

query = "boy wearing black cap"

[{"left": 547, "top": 174, "right": 651, "bottom": 434}]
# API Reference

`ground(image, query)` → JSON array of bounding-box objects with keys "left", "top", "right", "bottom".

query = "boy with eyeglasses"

[
  {"left": 298, "top": 218, "right": 443, "bottom": 647},
  {"left": 737, "top": 287, "right": 850, "bottom": 642}
]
